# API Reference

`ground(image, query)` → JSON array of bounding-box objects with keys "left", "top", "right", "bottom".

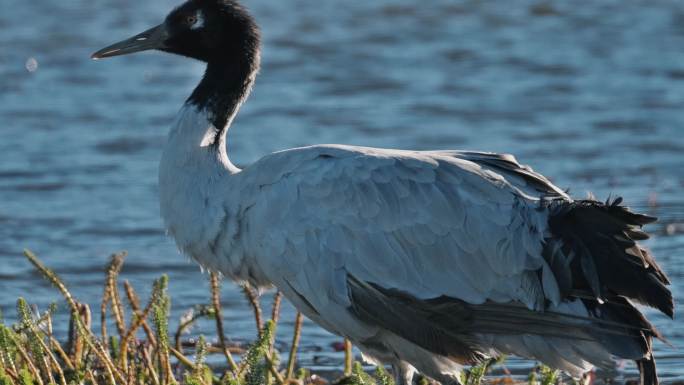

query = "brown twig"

[
  {"left": 285, "top": 312, "right": 304, "bottom": 379},
  {"left": 169, "top": 346, "right": 195, "bottom": 369},
  {"left": 23, "top": 250, "right": 105, "bottom": 371},
  {"left": 241, "top": 282, "right": 263, "bottom": 334},
  {"left": 23, "top": 250, "right": 80, "bottom": 316},
  {"left": 124, "top": 281, "right": 157, "bottom": 347},
  {"left": 48, "top": 344, "right": 67, "bottom": 385},
  {"left": 43, "top": 307, "right": 72, "bottom": 374},
  {"left": 6, "top": 330, "right": 45, "bottom": 385},
  {"left": 269, "top": 290, "right": 283, "bottom": 375},
  {"left": 34, "top": 330, "right": 67, "bottom": 385},
  {"left": 88, "top": 328, "right": 123, "bottom": 384},
  {"left": 120, "top": 280, "right": 158, "bottom": 372},
  {"left": 0, "top": 367, "right": 18, "bottom": 382},
  {"left": 173, "top": 314, "right": 198, "bottom": 353},
  {"left": 140, "top": 344, "right": 161, "bottom": 385},
  {"left": 265, "top": 351, "right": 286, "bottom": 385},
  {"left": 271, "top": 291, "right": 283, "bottom": 324},
  {"left": 344, "top": 339, "right": 353, "bottom": 376},
  {"left": 126, "top": 358, "right": 136, "bottom": 385},
  {"left": 101, "top": 274, "right": 111, "bottom": 349},
  {"left": 71, "top": 303, "right": 91, "bottom": 366},
  {"left": 85, "top": 369, "right": 98, "bottom": 385},
  {"left": 164, "top": 346, "right": 176, "bottom": 385},
  {"left": 47, "top": 334, "right": 74, "bottom": 370},
  {"left": 106, "top": 252, "right": 128, "bottom": 338},
  {"left": 210, "top": 272, "right": 239, "bottom": 374},
  {"left": 72, "top": 307, "right": 125, "bottom": 385}
]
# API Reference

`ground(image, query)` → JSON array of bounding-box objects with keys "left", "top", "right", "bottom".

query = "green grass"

[{"left": 0, "top": 250, "right": 562, "bottom": 385}]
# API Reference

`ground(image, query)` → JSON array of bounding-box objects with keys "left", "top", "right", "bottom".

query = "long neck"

[
  {"left": 159, "top": 54, "right": 259, "bottom": 255},
  {"left": 158, "top": 8, "right": 263, "bottom": 275},
  {"left": 184, "top": 27, "right": 260, "bottom": 163},
  {"left": 188, "top": 57, "right": 258, "bottom": 131}
]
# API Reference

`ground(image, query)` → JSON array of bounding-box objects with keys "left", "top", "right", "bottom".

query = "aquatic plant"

[{"left": 0, "top": 250, "right": 559, "bottom": 385}]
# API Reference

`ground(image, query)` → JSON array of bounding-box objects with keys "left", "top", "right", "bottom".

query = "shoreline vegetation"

[{"left": 1, "top": 250, "right": 568, "bottom": 385}]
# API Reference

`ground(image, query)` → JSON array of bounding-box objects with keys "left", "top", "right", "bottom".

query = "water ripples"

[{"left": 1, "top": 0, "right": 683, "bottom": 380}]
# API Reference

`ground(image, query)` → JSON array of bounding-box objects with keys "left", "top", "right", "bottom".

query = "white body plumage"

[{"left": 159, "top": 105, "right": 617, "bottom": 384}]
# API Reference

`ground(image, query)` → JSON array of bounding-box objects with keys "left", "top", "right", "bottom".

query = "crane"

[{"left": 92, "top": 1, "right": 673, "bottom": 384}]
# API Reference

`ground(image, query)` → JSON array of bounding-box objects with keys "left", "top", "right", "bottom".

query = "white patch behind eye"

[{"left": 191, "top": 10, "right": 204, "bottom": 30}]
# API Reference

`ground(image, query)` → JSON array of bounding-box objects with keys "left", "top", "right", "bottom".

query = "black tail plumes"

[
  {"left": 546, "top": 197, "right": 673, "bottom": 385},
  {"left": 547, "top": 197, "right": 673, "bottom": 317}
]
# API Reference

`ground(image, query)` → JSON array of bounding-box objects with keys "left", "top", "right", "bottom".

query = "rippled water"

[{"left": 1, "top": 0, "right": 683, "bottom": 381}]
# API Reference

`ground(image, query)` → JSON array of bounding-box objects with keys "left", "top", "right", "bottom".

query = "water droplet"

[{"left": 25, "top": 57, "right": 38, "bottom": 72}]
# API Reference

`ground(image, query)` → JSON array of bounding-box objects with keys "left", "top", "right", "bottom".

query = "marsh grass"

[{"left": 0, "top": 250, "right": 560, "bottom": 385}]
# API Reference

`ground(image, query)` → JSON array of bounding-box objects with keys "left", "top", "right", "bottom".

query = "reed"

[{"left": 0, "top": 250, "right": 558, "bottom": 385}]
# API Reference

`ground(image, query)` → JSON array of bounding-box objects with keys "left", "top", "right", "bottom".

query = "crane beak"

[{"left": 91, "top": 24, "right": 167, "bottom": 60}]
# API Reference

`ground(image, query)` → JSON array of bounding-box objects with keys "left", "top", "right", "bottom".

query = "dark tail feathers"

[
  {"left": 546, "top": 197, "right": 673, "bottom": 385},
  {"left": 547, "top": 197, "right": 673, "bottom": 318}
]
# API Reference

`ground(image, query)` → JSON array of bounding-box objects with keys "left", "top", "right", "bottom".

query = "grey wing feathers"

[{"left": 447, "top": 151, "right": 569, "bottom": 199}]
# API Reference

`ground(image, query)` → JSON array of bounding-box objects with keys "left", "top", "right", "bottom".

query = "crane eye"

[{"left": 185, "top": 15, "right": 197, "bottom": 26}]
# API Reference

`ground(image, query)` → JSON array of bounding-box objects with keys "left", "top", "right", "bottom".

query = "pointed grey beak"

[{"left": 91, "top": 24, "right": 168, "bottom": 60}]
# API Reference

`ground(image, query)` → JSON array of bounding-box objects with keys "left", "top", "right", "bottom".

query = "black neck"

[
  {"left": 186, "top": 8, "right": 260, "bottom": 140},
  {"left": 187, "top": 55, "right": 258, "bottom": 131}
]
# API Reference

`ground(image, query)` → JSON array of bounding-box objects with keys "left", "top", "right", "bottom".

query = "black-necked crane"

[{"left": 92, "top": 1, "right": 673, "bottom": 384}]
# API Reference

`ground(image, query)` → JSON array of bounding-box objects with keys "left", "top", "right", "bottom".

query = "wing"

[
  {"left": 240, "top": 144, "right": 565, "bottom": 312},
  {"left": 236, "top": 144, "right": 670, "bottom": 378},
  {"left": 444, "top": 150, "right": 569, "bottom": 199}
]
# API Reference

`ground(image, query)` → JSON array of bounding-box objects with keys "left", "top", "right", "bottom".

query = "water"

[{"left": 1, "top": 0, "right": 683, "bottom": 381}]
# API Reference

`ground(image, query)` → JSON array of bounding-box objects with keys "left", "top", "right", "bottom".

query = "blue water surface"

[{"left": 1, "top": 0, "right": 683, "bottom": 381}]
